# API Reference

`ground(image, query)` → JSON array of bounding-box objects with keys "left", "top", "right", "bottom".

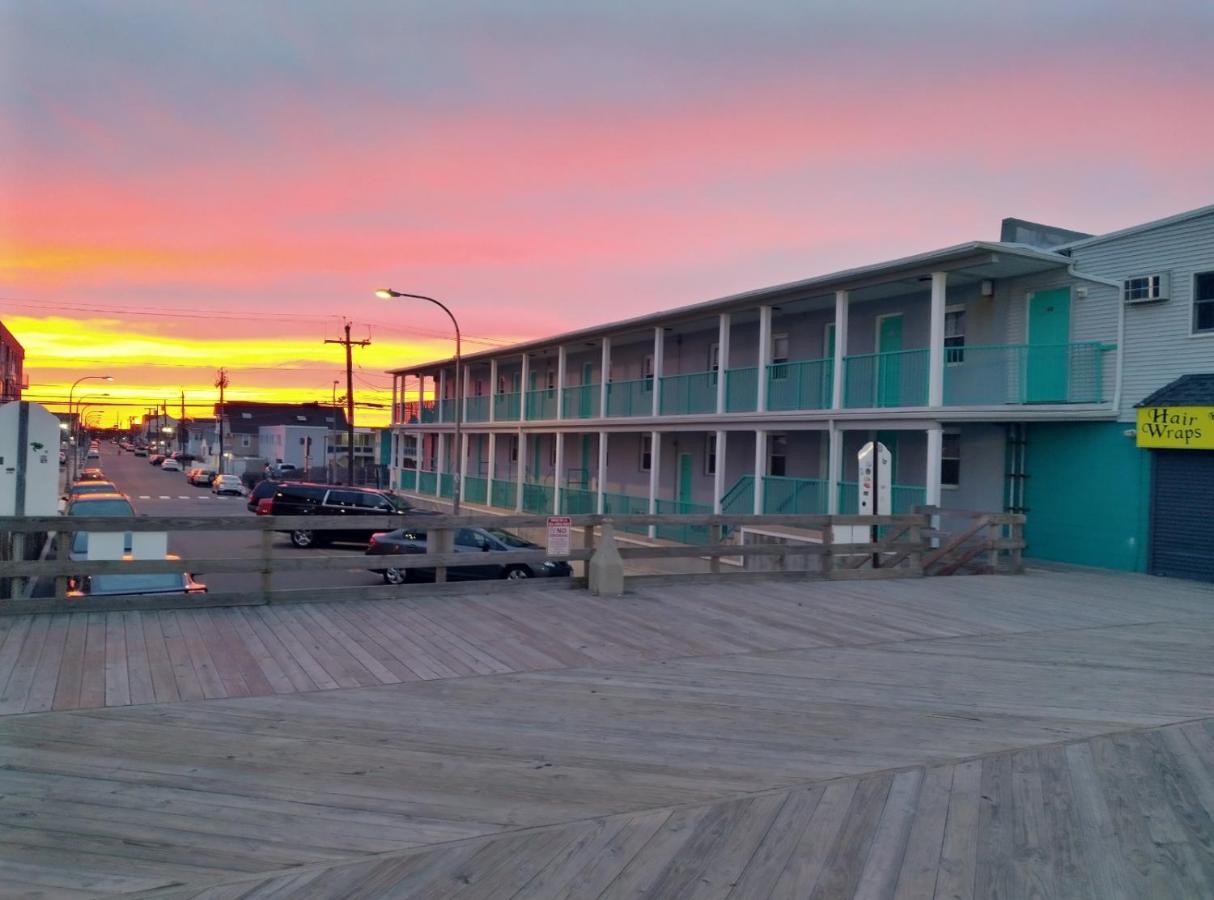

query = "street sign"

[{"left": 546, "top": 516, "right": 572, "bottom": 556}]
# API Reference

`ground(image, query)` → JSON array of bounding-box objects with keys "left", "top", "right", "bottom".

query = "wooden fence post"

[
  {"left": 260, "top": 527, "right": 274, "bottom": 602},
  {"left": 709, "top": 524, "right": 722, "bottom": 575},
  {"left": 582, "top": 523, "right": 595, "bottom": 580},
  {"left": 822, "top": 520, "right": 834, "bottom": 579},
  {"left": 432, "top": 527, "right": 450, "bottom": 583}
]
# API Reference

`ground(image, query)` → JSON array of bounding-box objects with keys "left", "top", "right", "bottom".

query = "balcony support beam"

[
  {"left": 713, "top": 429, "right": 727, "bottom": 514},
  {"left": 520, "top": 353, "right": 530, "bottom": 422},
  {"left": 554, "top": 431, "right": 565, "bottom": 513},
  {"left": 459, "top": 431, "right": 469, "bottom": 504},
  {"left": 652, "top": 328, "right": 664, "bottom": 417},
  {"left": 597, "top": 431, "right": 608, "bottom": 514},
  {"left": 832, "top": 290, "right": 849, "bottom": 410},
  {"left": 599, "top": 338, "right": 611, "bottom": 420},
  {"left": 753, "top": 429, "right": 767, "bottom": 515},
  {"left": 648, "top": 430, "right": 661, "bottom": 539},
  {"left": 438, "top": 370, "right": 447, "bottom": 423},
  {"left": 435, "top": 432, "right": 446, "bottom": 500},
  {"left": 929, "top": 272, "right": 947, "bottom": 408},
  {"left": 556, "top": 346, "right": 567, "bottom": 421},
  {"left": 716, "top": 313, "right": 730, "bottom": 415},
  {"left": 757, "top": 306, "right": 772, "bottom": 413},
  {"left": 486, "top": 432, "right": 496, "bottom": 496},
  {"left": 488, "top": 359, "right": 497, "bottom": 423},
  {"left": 514, "top": 429, "right": 526, "bottom": 512},
  {"left": 827, "top": 424, "right": 842, "bottom": 514}
]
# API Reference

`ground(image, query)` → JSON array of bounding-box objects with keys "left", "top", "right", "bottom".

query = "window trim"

[
  {"left": 639, "top": 434, "right": 652, "bottom": 472},
  {"left": 704, "top": 433, "right": 716, "bottom": 476},
  {"left": 1192, "top": 270, "right": 1214, "bottom": 336},
  {"left": 944, "top": 304, "right": 966, "bottom": 366}
]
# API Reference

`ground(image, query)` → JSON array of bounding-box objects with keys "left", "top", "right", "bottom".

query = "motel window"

[
  {"left": 941, "top": 433, "right": 961, "bottom": 487},
  {"left": 1195, "top": 272, "right": 1214, "bottom": 334},
  {"left": 704, "top": 434, "right": 716, "bottom": 476},
  {"left": 549, "top": 439, "right": 556, "bottom": 467},
  {"left": 474, "top": 379, "right": 483, "bottom": 397},
  {"left": 640, "top": 435, "right": 652, "bottom": 472},
  {"left": 497, "top": 375, "right": 506, "bottom": 394},
  {"left": 545, "top": 369, "right": 556, "bottom": 392},
  {"left": 770, "top": 333, "right": 790, "bottom": 380},
  {"left": 769, "top": 435, "right": 787, "bottom": 477},
  {"left": 945, "top": 308, "right": 966, "bottom": 363},
  {"left": 509, "top": 436, "right": 518, "bottom": 463},
  {"left": 642, "top": 355, "right": 654, "bottom": 392},
  {"left": 240, "top": 435, "right": 250, "bottom": 447}
]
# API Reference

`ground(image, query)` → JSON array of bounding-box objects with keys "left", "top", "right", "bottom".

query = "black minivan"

[{"left": 268, "top": 483, "right": 432, "bottom": 547}]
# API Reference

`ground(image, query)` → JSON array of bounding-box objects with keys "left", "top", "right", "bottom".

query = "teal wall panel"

[{"left": 1024, "top": 422, "right": 1150, "bottom": 571}]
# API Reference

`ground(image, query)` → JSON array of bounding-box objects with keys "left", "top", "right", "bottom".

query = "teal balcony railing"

[
  {"left": 465, "top": 396, "right": 489, "bottom": 423},
  {"left": 522, "top": 482, "right": 554, "bottom": 514},
  {"left": 562, "top": 384, "right": 600, "bottom": 419},
  {"left": 603, "top": 491, "right": 649, "bottom": 535},
  {"left": 463, "top": 475, "right": 488, "bottom": 505},
  {"left": 836, "top": 480, "right": 926, "bottom": 515},
  {"left": 721, "top": 474, "right": 756, "bottom": 516},
  {"left": 560, "top": 485, "right": 597, "bottom": 515},
  {"left": 654, "top": 498, "right": 712, "bottom": 545},
  {"left": 438, "top": 398, "right": 458, "bottom": 422},
  {"left": 844, "top": 349, "right": 930, "bottom": 408},
  {"left": 725, "top": 368, "right": 758, "bottom": 412},
  {"left": 438, "top": 473, "right": 456, "bottom": 499},
  {"left": 418, "top": 470, "right": 437, "bottom": 494},
  {"left": 604, "top": 379, "right": 653, "bottom": 417},
  {"left": 767, "top": 359, "right": 832, "bottom": 411},
  {"left": 419, "top": 402, "right": 438, "bottom": 424},
  {"left": 943, "top": 342, "right": 1110, "bottom": 405},
  {"left": 762, "top": 476, "right": 827, "bottom": 515},
  {"left": 490, "top": 478, "right": 516, "bottom": 509},
  {"left": 494, "top": 391, "right": 521, "bottom": 421},
  {"left": 659, "top": 371, "right": 716, "bottom": 415},
  {"left": 524, "top": 389, "right": 558, "bottom": 420},
  {"left": 398, "top": 468, "right": 418, "bottom": 492}
]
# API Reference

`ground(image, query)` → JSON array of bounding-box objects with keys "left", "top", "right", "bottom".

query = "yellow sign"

[{"left": 1136, "top": 406, "right": 1214, "bottom": 449}]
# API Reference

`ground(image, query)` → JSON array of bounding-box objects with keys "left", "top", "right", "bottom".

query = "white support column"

[
  {"left": 514, "top": 429, "right": 526, "bottom": 511},
  {"left": 391, "top": 376, "right": 398, "bottom": 425},
  {"left": 757, "top": 305, "right": 772, "bottom": 412},
  {"left": 520, "top": 353, "right": 530, "bottom": 421},
  {"left": 753, "top": 429, "right": 767, "bottom": 514},
  {"left": 437, "top": 370, "right": 448, "bottom": 423},
  {"left": 416, "top": 374, "right": 425, "bottom": 421},
  {"left": 928, "top": 271, "right": 947, "bottom": 408},
  {"left": 712, "top": 429, "right": 727, "bottom": 514},
  {"left": 435, "top": 432, "right": 446, "bottom": 499},
  {"left": 596, "top": 431, "right": 608, "bottom": 514},
  {"left": 554, "top": 432, "right": 565, "bottom": 513},
  {"left": 831, "top": 290, "right": 849, "bottom": 410},
  {"left": 556, "top": 345, "right": 567, "bottom": 420},
  {"left": 462, "top": 364, "right": 471, "bottom": 423},
  {"left": 827, "top": 424, "right": 843, "bottom": 514},
  {"left": 459, "top": 431, "right": 469, "bottom": 503},
  {"left": 925, "top": 426, "right": 943, "bottom": 509},
  {"left": 486, "top": 432, "right": 497, "bottom": 496},
  {"left": 599, "top": 338, "right": 611, "bottom": 418},
  {"left": 716, "top": 313, "right": 730, "bottom": 414},
  {"left": 647, "top": 430, "right": 661, "bottom": 539},
  {"left": 651, "top": 328, "right": 665, "bottom": 417},
  {"left": 488, "top": 359, "right": 498, "bottom": 422}
]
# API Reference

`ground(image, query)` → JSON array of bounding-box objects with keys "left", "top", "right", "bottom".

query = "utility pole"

[
  {"left": 215, "top": 368, "right": 229, "bottom": 474},
  {"left": 325, "top": 321, "right": 369, "bottom": 485}
]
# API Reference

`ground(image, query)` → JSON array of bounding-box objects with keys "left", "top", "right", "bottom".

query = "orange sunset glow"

[{"left": 3, "top": 2, "right": 1213, "bottom": 429}]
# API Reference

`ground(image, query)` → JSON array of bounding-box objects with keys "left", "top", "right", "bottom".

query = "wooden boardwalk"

[{"left": 0, "top": 570, "right": 1213, "bottom": 897}]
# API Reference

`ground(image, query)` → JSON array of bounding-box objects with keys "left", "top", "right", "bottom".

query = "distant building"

[
  {"left": 0, "top": 320, "right": 25, "bottom": 402},
  {"left": 215, "top": 402, "right": 347, "bottom": 461}
]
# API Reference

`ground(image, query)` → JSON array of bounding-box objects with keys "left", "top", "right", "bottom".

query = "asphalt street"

[{"left": 82, "top": 446, "right": 383, "bottom": 595}]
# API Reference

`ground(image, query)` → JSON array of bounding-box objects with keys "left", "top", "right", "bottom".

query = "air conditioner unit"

[{"left": 1123, "top": 273, "right": 1169, "bottom": 304}]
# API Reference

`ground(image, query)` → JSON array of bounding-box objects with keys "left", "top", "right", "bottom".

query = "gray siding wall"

[{"left": 1069, "top": 211, "right": 1214, "bottom": 420}]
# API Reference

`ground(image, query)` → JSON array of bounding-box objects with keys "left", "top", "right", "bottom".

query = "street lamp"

[
  {"left": 73, "top": 392, "right": 110, "bottom": 477},
  {"left": 67, "top": 374, "right": 112, "bottom": 480},
  {"left": 376, "top": 289, "right": 463, "bottom": 514}
]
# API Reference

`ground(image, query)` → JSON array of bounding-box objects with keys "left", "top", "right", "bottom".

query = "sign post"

[
  {"left": 546, "top": 515, "right": 571, "bottom": 557},
  {"left": 857, "top": 441, "right": 892, "bottom": 567}
]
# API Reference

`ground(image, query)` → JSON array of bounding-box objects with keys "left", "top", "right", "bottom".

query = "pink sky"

[{"left": 2, "top": 1, "right": 1213, "bottom": 421}]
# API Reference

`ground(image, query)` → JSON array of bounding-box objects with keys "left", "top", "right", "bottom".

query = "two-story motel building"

[{"left": 388, "top": 203, "right": 1214, "bottom": 580}]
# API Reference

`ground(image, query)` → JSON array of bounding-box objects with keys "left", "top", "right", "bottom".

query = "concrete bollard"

[{"left": 589, "top": 521, "right": 625, "bottom": 596}]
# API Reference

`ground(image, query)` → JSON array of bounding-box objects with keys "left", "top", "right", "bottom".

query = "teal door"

[
  {"left": 877, "top": 315, "right": 903, "bottom": 407},
  {"left": 1027, "top": 288, "right": 1071, "bottom": 402},
  {"left": 677, "top": 453, "right": 693, "bottom": 507}
]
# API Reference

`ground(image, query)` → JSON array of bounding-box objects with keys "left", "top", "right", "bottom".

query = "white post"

[
  {"left": 929, "top": 272, "right": 947, "bottom": 408},
  {"left": 757, "top": 305, "right": 772, "bottom": 412},
  {"left": 599, "top": 337, "right": 611, "bottom": 418},
  {"left": 486, "top": 432, "right": 497, "bottom": 499},
  {"left": 652, "top": 327, "right": 664, "bottom": 417},
  {"left": 712, "top": 429, "right": 727, "bottom": 514},
  {"left": 597, "top": 430, "right": 608, "bottom": 514},
  {"left": 556, "top": 345, "right": 567, "bottom": 420},
  {"left": 391, "top": 376, "right": 398, "bottom": 425},
  {"left": 827, "top": 424, "right": 843, "bottom": 514},
  {"left": 925, "top": 426, "right": 943, "bottom": 509},
  {"left": 648, "top": 430, "right": 661, "bottom": 538},
  {"left": 716, "top": 313, "right": 730, "bottom": 414},
  {"left": 438, "top": 370, "right": 447, "bottom": 422},
  {"left": 753, "top": 429, "right": 767, "bottom": 514},
  {"left": 462, "top": 364, "right": 471, "bottom": 423},
  {"left": 515, "top": 429, "right": 526, "bottom": 511},
  {"left": 520, "top": 353, "right": 530, "bottom": 421},
  {"left": 488, "top": 358, "right": 498, "bottom": 423},
  {"left": 832, "top": 290, "right": 849, "bottom": 410},
  {"left": 554, "top": 431, "right": 565, "bottom": 513},
  {"left": 435, "top": 432, "right": 446, "bottom": 499},
  {"left": 459, "top": 431, "right": 469, "bottom": 503}
]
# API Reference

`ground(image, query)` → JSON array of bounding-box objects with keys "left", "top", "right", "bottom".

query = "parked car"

[
  {"left": 267, "top": 483, "right": 432, "bottom": 548},
  {"left": 65, "top": 492, "right": 135, "bottom": 518},
  {"left": 160, "top": 458, "right": 182, "bottom": 472},
  {"left": 246, "top": 479, "right": 280, "bottom": 512},
  {"left": 86, "top": 447, "right": 101, "bottom": 459},
  {"left": 188, "top": 468, "right": 218, "bottom": 486},
  {"left": 67, "top": 559, "right": 206, "bottom": 598},
  {"left": 76, "top": 468, "right": 107, "bottom": 481},
  {"left": 133, "top": 446, "right": 148, "bottom": 457},
  {"left": 266, "top": 463, "right": 299, "bottom": 479},
  {"left": 148, "top": 454, "right": 165, "bottom": 466},
  {"left": 64, "top": 480, "right": 118, "bottom": 499},
  {"left": 366, "top": 525, "right": 573, "bottom": 583},
  {"left": 212, "top": 474, "right": 244, "bottom": 495}
]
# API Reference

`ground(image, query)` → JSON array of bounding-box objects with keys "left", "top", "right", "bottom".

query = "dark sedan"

[{"left": 365, "top": 525, "right": 573, "bottom": 584}]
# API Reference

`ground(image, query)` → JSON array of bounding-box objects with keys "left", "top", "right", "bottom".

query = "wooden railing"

[{"left": 0, "top": 510, "right": 1024, "bottom": 614}]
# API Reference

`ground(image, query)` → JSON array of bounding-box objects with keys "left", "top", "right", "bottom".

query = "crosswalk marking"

[
  {"left": 158, "top": 495, "right": 171, "bottom": 499},
  {"left": 138, "top": 495, "right": 150, "bottom": 499}
]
